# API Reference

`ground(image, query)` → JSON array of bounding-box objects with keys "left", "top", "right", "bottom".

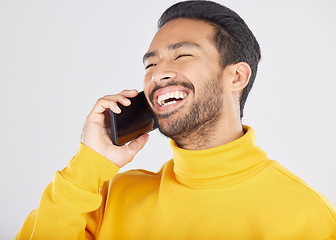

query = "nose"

[{"left": 150, "top": 62, "right": 177, "bottom": 84}]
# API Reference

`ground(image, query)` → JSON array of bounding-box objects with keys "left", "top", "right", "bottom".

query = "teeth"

[
  {"left": 158, "top": 91, "right": 187, "bottom": 107},
  {"left": 163, "top": 100, "right": 177, "bottom": 106}
]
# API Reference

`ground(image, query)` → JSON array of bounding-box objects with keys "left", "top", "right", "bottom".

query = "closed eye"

[
  {"left": 175, "top": 54, "right": 192, "bottom": 60},
  {"left": 145, "top": 63, "right": 157, "bottom": 70}
]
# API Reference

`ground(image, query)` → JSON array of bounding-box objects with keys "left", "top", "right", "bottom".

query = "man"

[{"left": 16, "top": 1, "right": 336, "bottom": 239}]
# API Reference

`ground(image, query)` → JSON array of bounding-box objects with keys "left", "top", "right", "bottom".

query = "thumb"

[{"left": 125, "top": 134, "right": 150, "bottom": 160}]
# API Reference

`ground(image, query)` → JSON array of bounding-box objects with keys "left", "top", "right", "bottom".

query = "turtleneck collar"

[{"left": 170, "top": 125, "right": 271, "bottom": 189}]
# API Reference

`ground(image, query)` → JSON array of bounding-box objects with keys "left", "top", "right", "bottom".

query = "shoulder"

[
  {"left": 267, "top": 161, "right": 336, "bottom": 222},
  {"left": 116, "top": 160, "right": 172, "bottom": 181},
  {"left": 105, "top": 160, "right": 173, "bottom": 194}
]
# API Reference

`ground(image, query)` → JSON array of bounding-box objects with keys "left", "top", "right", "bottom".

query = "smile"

[{"left": 158, "top": 91, "right": 188, "bottom": 107}]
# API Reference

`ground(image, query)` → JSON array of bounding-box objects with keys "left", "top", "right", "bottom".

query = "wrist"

[{"left": 60, "top": 143, "right": 119, "bottom": 193}]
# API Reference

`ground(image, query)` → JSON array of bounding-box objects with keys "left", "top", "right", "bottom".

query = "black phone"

[{"left": 108, "top": 91, "right": 158, "bottom": 146}]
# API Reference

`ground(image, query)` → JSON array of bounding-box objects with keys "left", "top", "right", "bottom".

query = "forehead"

[{"left": 148, "top": 18, "right": 216, "bottom": 51}]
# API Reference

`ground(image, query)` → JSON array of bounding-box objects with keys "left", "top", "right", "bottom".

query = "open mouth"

[
  {"left": 150, "top": 83, "right": 193, "bottom": 114},
  {"left": 158, "top": 91, "right": 188, "bottom": 107}
]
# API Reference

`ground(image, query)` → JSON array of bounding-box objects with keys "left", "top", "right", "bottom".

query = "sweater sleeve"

[{"left": 15, "top": 143, "right": 119, "bottom": 240}]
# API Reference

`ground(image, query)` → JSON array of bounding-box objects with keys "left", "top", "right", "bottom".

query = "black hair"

[{"left": 158, "top": 0, "right": 261, "bottom": 118}]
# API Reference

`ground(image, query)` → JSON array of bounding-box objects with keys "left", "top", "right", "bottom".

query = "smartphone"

[{"left": 108, "top": 91, "right": 158, "bottom": 146}]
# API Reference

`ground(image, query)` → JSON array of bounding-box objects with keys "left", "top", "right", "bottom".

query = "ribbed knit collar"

[{"left": 170, "top": 125, "right": 271, "bottom": 189}]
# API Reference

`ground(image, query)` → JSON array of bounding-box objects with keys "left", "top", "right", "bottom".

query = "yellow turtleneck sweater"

[{"left": 16, "top": 126, "right": 336, "bottom": 239}]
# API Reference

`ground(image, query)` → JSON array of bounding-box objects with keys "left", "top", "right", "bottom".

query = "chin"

[{"left": 157, "top": 113, "right": 191, "bottom": 140}]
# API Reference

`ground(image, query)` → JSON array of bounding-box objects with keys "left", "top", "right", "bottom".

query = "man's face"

[{"left": 143, "top": 18, "right": 225, "bottom": 142}]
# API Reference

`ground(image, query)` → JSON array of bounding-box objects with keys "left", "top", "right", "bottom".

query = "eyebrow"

[{"left": 143, "top": 41, "right": 200, "bottom": 63}]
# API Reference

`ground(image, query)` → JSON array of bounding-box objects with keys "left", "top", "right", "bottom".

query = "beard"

[{"left": 157, "top": 74, "right": 224, "bottom": 148}]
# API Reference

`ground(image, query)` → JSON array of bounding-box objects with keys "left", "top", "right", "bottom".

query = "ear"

[{"left": 229, "top": 62, "right": 251, "bottom": 92}]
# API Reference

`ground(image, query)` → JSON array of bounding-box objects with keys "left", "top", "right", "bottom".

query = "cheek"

[
  {"left": 144, "top": 70, "right": 153, "bottom": 82},
  {"left": 143, "top": 73, "right": 153, "bottom": 99},
  {"left": 180, "top": 62, "right": 209, "bottom": 85}
]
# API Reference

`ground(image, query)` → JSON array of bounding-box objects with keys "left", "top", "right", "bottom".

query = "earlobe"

[{"left": 231, "top": 62, "right": 251, "bottom": 91}]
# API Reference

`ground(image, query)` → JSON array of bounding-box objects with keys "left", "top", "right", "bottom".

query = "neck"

[
  {"left": 170, "top": 125, "right": 270, "bottom": 189},
  {"left": 173, "top": 118, "right": 244, "bottom": 150}
]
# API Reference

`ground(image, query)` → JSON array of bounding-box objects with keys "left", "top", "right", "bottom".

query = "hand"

[{"left": 81, "top": 90, "right": 150, "bottom": 168}]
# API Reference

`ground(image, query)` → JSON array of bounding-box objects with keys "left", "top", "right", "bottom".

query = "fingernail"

[{"left": 115, "top": 106, "right": 121, "bottom": 113}]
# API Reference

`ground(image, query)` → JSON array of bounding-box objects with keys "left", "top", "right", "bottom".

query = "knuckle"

[
  {"left": 85, "top": 114, "right": 94, "bottom": 122},
  {"left": 120, "top": 89, "right": 132, "bottom": 95},
  {"left": 103, "top": 94, "right": 115, "bottom": 98}
]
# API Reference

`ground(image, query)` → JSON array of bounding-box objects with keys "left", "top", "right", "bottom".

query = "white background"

[{"left": 1, "top": 0, "right": 336, "bottom": 238}]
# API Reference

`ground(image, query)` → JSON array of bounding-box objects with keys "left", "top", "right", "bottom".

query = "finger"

[
  {"left": 126, "top": 134, "right": 150, "bottom": 158},
  {"left": 102, "top": 90, "right": 138, "bottom": 101},
  {"left": 102, "top": 95, "right": 131, "bottom": 107},
  {"left": 119, "top": 89, "right": 138, "bottom": 98},
  {"left": 101, "top": 90, "right": 138, "bottom": 107},
  {"left": 104, "top": 89, "right": 138, "bottom": 100},
  {"left": 89, "top": 98, "right": 122, "bottom": 116}
]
